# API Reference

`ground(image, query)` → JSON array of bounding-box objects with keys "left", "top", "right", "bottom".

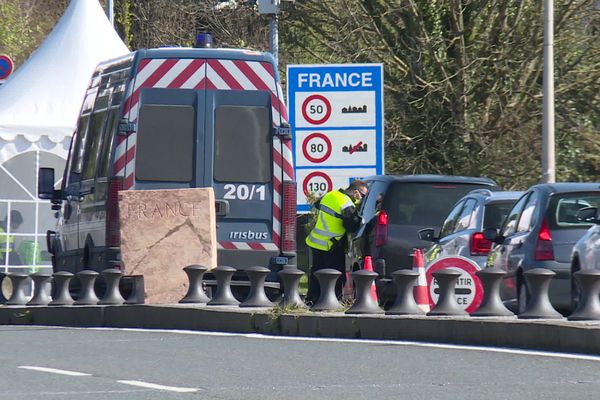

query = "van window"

[
  {"left": 384, "top": 183, "right": 491, "bottom": 227},
  {"left": 97, "top": 107, "right": 119, "bottom": 179},
  {"left": 136, "top": 104, "right": 194, "bottom": 182},
  {"left": 82, "top": 108, "right": 107, "bottom": 180},
  {"left": 214, "top": 106, "right": 271, "bottom": 183},
  {"left": 66, "top": 114, "right": 90, "bottom": 185}
]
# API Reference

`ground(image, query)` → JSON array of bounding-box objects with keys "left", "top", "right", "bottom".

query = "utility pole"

[
  {"left": 542, "top": 0, "right": 555, "bottom": 183},
  {"left": 106, "top": 0, "right": 114, "bottom": 26},
  {"left": 258, "top": 0, "right": 281, "bottom": 68}
]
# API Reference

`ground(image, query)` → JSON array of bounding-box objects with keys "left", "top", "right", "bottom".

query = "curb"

[{"left": 1, "top": 305, "right": 599, "bottom": 355}]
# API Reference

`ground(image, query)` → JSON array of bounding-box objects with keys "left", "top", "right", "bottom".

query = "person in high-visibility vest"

[
  {"left": 0, "top": 210, "right": 23, "bottom": 266},
  {"left": 305, "top": 180, "right": 368, "bottom": 304}
]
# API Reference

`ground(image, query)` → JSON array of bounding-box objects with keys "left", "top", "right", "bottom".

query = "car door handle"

[
  {"left": 514, "top": 242, "right": 523, "bottom": 249},
  {"left": 500, "top": 247, "right": 506, "bottom": 253}
]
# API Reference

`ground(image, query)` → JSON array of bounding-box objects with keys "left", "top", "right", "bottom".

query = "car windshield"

[
  {"left": 548, "top": 192, "right": 600, "bottom": 229},
  {"left": 483, "top": 201, "right": 516, "bottom": 230},
  {"left": 384, "top": 183, "right": 493, "bottom": 226}
]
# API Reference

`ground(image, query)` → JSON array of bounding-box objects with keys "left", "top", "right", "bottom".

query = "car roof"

[
  {"left": 530, "top": 182, "right": 600, "bottom": 194},
  {"left": 364, "top": 174, "right": 497, "bottom": 186},
  {"left": 475, "top": 190, "right": 524, "bottom": 203}
]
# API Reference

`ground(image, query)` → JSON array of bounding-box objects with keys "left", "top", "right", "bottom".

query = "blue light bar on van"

[{"left": 195, "top": 32, "right": 213, "bottom": 48}]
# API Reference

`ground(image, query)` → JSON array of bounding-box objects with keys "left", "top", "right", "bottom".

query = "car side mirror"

[
  {"left": 577, "top": 206, "right": 599, "bottom": 224},
  {"left": 483, "top": 227, "right": 504, "bottom": 244},
  {"left": 418, "top": 228, "right": 438, "bottom": 242},
  {"left": 38, "top": 168, "right": 57, "bottom": 200}
]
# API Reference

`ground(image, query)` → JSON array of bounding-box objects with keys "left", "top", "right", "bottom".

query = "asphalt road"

[{"left": 0, "top": 326, "right": 599, "bottom": 399}]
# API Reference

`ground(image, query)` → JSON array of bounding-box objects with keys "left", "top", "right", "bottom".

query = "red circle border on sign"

[
  {"left": 302, "top": 132, "right": 332, "bottom": 164},
  {"left": 425, "top": 255, "right": 484, "bottom": 313},
  {"left": 301, "top": 94, "right": 332, "bottom": 125},
  {"left": 302, "top": 171, "right": 333, "bottom": 197}
]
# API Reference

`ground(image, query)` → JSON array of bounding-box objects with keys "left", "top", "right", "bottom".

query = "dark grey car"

[
  {"left": 486, "top": 183, "right": 600, "bottom": 313},
  {"left": 347, "top": 174, "right": 498, "bottom": 305}
]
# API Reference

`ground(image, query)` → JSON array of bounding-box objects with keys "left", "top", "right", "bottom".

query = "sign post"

[
  {"left": 287, "top": 64, "right": 384, "bottom": 212},
  {"left": 425, "top": 256, "right": 484, "bottom": 313}
]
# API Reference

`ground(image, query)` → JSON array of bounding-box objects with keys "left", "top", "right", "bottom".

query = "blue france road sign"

[
  {"left": 0, "top": 55, "right": 14, "bottom": 80},
  {"left": 287, "top": 64, "right": 384, "bottom": 212}
]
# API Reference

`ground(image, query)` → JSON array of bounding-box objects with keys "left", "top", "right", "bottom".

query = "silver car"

[
  {"left": 419, "top": 189, "right": 522, "bottom": 269},
  {"left": 570, "top": 206, "right": 600, "bottom": 309}
]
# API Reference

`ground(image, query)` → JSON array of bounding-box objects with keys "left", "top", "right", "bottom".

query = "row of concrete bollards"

[
  {"left": 2, "top": 265, "right": 600, "bottom": 321},
  {"left": 0, "top": 269, "right": 138, "bottom": 306}
]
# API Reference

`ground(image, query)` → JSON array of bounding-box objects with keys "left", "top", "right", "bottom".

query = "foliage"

[
  {"left": 0, "top": 0, "right": 66, "bottom": 66},
  {"left": 5, "top": 0, "right": 600, "bottom": 190},
  {"left": 281, "top": 0, "right": 600, "bottom": 190}
]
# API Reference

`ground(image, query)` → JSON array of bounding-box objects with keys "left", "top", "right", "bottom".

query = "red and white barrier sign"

[{"left": 425, "top": 256, "right": 484, "bottom": 313}]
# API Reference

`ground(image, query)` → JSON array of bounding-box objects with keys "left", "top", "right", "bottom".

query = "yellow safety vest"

[
  {"left": 0, "top": 226, "right": 14, "bottom": 254},
  {"left": 306, "top": 189, "right": 355, "bottom": 251}
]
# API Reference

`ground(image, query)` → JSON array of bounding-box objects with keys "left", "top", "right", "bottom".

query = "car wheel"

[
  {"left": 517, "top": 280, "right": 529, "bottom": 315},
  {"left": 571, "top": 261, "right": 581, "bottom": 313}
]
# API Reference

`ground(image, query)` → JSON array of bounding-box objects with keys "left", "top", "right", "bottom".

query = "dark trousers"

[{"left": 306, "top": 245, "right": 346, "bottom": 304}]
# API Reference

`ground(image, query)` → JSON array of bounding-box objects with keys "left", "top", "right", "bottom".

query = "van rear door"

[
  {"left": 133, "top": 88, "right": 203, "bottom": 190},
  {"left": 205, "top": 89, "right": 276, "bottom": 268}
]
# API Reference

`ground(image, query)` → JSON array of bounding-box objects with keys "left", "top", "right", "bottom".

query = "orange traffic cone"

[
  {"left": 363, "top": 256, "right": 379, "bottom": 302},
  {"left": 412, "top": 249, "right": 430, "bottom": 312}
]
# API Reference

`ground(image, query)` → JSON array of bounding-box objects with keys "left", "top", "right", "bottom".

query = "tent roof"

[{"left": 0, "top": 0, "right": 129, "bottom": 144}]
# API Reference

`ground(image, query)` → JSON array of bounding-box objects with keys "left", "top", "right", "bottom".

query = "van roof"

[
  {"left": 365, "top": 174, "right": 498, "bottom": 186},
  {"left": 94, "top": 47, "right": 277, "bottom": 78},
  {"left": 137, "top": 47, "right": 275, "bottom": 63}
]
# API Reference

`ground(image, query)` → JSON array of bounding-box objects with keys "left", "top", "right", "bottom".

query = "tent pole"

[{"left": 106, "top": 0, "right": 114, "bottom": 26}]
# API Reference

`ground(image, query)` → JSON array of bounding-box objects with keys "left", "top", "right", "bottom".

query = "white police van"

[{"left": 39, "top": 35, "right": 296, "bottom": 294}]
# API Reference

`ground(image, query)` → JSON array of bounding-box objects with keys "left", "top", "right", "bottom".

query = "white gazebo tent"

[{"left": 0, "top": 0, "right": 129, "bottom": 274}]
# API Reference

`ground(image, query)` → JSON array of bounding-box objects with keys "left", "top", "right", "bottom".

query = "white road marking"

[
  {"left": 18, "top": 366, "right": 91, "bottom": 376},
  {"left": 117, "top": 380, "right": 199, "bottom": 393},
  {"left": 86, "top": 327, "right": 600, "bottom": 363}
]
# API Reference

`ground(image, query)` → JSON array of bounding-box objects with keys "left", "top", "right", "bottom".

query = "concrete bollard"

[
  {"left": 49, "top": 271, "right": 74, "bottom": 306},
  {"left": 240, "top": 266, "right": 274, "bottom": 308},
  {"left": 278, "top": 266, "right": 306, "bottom": 309},
  {"left": 518, "top": 268, "right": 562, "bottom": 319},
  {"left": 180, "top": 265, "right": 210, "bottom": 304},
  {"left": 98, "top": 268, "right": 125, "bottom": 305},
  {"left": 427, "top": 268, "right": 468, "bottom": 316},
  {"left": 310, "top": 268, "right": 342, "bottom": 312},
  {"left": 568, "top": 270, "right": 600, "bottom": 321},
  {"left": 5, "top": 273, "right": 31, "bottom": 306},
  {"left": 124, "top": 275, "right": 145, "bottom": 305},
  {"left": 346, "top": 269, "right": 384, "bottom": 314},
  {"left": 74, "top": 270, "right": 100, "bottom": 306},
  {"left": 0, "top": 273, "right": 7, "bottom": 304},
  {"left": 27, "top": 272, "right": 52, "bottom": 306},
  {"left": 207, "top": 266, "right": 239, "bottom": 306},
  {"left": 471, "top": 268, "right": 514, "bottom": 317},
  {"left": 386, "top": 269, "right": 424, "bottom": 315}
]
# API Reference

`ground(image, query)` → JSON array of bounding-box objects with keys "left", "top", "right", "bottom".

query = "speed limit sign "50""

[{"left": 301, "top": 94, "right": 332, "bottom": 125}]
